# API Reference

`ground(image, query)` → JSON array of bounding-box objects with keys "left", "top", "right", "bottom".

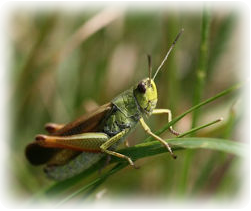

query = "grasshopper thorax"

[{"left": 133, "top": 78, "right": 157, "bottom": 115}]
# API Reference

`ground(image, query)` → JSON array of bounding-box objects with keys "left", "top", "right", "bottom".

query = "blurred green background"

[{"left": 8, "top": 3, "right": 247, "bottom": 205}]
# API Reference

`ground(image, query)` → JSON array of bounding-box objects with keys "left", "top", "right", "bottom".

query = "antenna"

[
  {"left": 147, "top": 54, "right": 152, "bottom": 85},
  {"left": 153, "top": 28, "right": 184, "bottom": 80}
]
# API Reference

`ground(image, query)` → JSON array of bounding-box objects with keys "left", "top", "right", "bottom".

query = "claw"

[
  {"left": 132, "top": 163, "right": 140, "bottom": 169},
  {"left": 127, "top": 158, "right": 140, "bottom": 169},
  {"left": 169, "top": 127, "right": 180, "bottom": 136}
]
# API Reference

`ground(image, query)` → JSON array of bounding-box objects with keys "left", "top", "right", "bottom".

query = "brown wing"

[{"left": 25, "top": 102, "right": 112, "bottom": 165}]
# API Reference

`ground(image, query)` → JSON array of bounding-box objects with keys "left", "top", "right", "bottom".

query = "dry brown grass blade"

[
  {"left": 54, "top": 7, "right": 124, "bottom": 64},
  {"left": 39, "top": 8, "right": 124, "bottom": 112}
]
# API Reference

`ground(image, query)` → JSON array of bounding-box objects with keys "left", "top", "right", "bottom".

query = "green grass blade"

[
  {"left": 177, "top": 118, "right": 223, "bottom": 138},
  {"left": 191, "top": 7, "right": 211, "bottom": 130},
  {"left": 114, "top": 138, "right": 246, "bottom": 161}
]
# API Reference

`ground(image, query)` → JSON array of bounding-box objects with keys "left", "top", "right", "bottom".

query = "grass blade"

[
  {"left": 191, "top": 7, "right": 211, "bottom": 129},
  {"left": 177, "top": 118, "right": 223, "bottom": 138}
]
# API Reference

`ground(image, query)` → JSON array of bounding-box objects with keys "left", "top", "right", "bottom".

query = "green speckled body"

[{"left": 104, "top": 88, "right": 141, "bottom": 137}]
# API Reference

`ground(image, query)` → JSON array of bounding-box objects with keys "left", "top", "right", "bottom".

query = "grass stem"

[
  {"left": 178, "top": 118, "right": 223, "bottom": 138},
  {"left": 191, "top": 8, "right": 211, "bottom": 130}
]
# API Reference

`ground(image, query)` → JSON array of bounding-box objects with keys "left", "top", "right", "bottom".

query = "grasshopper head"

[
  {"left": 134, "top": 78, "right": 157, "bottom": 115},
  {"left": 133, "top": 29, "right": 184, "bottom": 116}
]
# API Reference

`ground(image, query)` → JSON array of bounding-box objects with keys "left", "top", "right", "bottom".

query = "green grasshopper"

[{"left": 25, "top": 29, "right": 184, "bottom": 181}]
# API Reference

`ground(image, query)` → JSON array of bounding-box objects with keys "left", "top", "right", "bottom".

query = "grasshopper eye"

[{"left": 137, "top": 82, "right": 146, "bottom": 93}]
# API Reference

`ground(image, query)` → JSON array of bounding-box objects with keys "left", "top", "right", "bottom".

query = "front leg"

[
  {"left": 152, "top": 109, "right": 180, "bottom": 136},
  {"left": 139, "top": 117, "right": 177, "bottom": 159}
]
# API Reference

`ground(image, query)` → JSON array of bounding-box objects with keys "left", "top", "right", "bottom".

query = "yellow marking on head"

[{"left": 134, "top": 78, "right": 158, "bottom": 115}]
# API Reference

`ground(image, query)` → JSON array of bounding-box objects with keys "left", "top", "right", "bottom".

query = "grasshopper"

[{"left": 25, "top": 29, "right": 184, "bottom": 181}]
